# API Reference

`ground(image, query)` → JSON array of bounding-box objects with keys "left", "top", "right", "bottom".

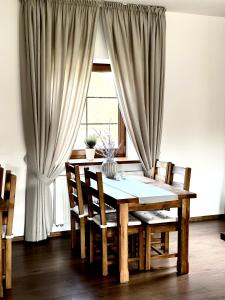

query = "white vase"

[
  {"left": 102, "top": 159, "right": 118, "bottom": 179},
  {"left": 85, "top": 148, "right": 95, "bottom": 161}
]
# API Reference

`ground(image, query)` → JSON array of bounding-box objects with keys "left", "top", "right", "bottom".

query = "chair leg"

[
  {"left": 89, "top": 222, "right": 94, "bottom": 264},
  {"left": 71, "top": 217, "right": 76, "bottom": 249},
  {"left": 139, "top": 228, "right": 144, "bottom": 270},
  {"left": 161, "top": 232, "right": 169, "bottom": 254},
  {"left": 101, "top": 228, "right": 108, "bottom": 276},
  {"left": 2, "top": 248, "right": 5, "bottom": 278},
  {"left": 80, "top": 219, "right": 86, "bottom": 259},
  {"left": 131, "top": 235, "right": 136, "bottom": 257},
  {"left": 145, "top": 226, "right": 151, "bottom": 271},
  {"left": 5, "top": 239, "right": 12, "bottom": 289}
]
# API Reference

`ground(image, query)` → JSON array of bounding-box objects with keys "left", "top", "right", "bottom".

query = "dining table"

[{"left": 83, "top": 173, "right": 197, "bottom": 284}]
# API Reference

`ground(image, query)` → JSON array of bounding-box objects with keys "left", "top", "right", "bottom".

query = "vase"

[
  {"left": 85, "top": 148, "right": 95, "bottom": 161},
  {"left": 102, "top": 159, "right": 118, "bottom": 179}
]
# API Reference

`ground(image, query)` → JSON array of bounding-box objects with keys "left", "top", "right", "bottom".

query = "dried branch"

[{"left": 94, "top": 123, "right": 120, "bottom": 160}]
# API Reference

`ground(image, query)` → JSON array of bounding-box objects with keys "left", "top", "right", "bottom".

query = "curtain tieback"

[
  {"left": 37, "top": 173, "right": 54, "bottom": 185},
  {"left": 145, "top": 169, "right": 151, "bottom": 178}
]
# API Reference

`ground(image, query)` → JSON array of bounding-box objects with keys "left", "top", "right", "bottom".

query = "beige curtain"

[
  {"left": 20, "top": 0, "right": 99, "bottom": 241},
  {"left": 101, "top": 2, "right": 166, "bottom": 176}
]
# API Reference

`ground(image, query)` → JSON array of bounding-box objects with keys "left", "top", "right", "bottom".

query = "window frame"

[{"left": 71, "top": 63, "right": 126, "bottom": 159}]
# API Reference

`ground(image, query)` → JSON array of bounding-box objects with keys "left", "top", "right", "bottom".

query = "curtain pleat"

[{"left": 20, "top": 0, "right": 100, "bottom": 241}]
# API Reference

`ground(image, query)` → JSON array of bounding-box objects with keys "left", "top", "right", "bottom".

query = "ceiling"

[{"left": 109, "top": 0, "right": 225, "bottom": 17}]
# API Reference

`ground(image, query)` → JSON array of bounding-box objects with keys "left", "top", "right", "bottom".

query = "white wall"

[
  {"left": 161, "top": 12, "right": 225, "bottom": 216},
  {"left": 0, "top": 5, "right": 225, "bottom": 237},
  {"left": 95, "top": 12, "right": 225, "bottom": 217},
  {"left": 0, "top": 0, "right": 26, "bottom": 236}
]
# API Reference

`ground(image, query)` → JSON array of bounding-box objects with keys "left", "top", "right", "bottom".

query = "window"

[{"left": 71, "top": 63, "right": 126, "bottom": 159}]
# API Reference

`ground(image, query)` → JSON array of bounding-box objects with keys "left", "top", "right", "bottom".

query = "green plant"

[{"left": 84, "top": 135, "right": 97, "bottom": 149}]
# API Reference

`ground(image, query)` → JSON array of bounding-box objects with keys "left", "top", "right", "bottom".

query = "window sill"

[{"left": 69, "top": 157, "right": 140, "bottom": 166}]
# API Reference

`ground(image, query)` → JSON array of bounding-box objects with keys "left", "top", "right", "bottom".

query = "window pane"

[
  {"left": 88, "top": 72, "right": 117, "bottom": 97},
  {"left": 81, "top": 104, "right": 86, "bottom": 124},
  {"left": 88, "top": 124, "right": 118, "bottom": 148},
  {"left": 74, "top": 65, "right": 123, "bottom": 152},
  {"left": 87, "top": 98, "right": 118, "bottom": 124},
  {"left": 74, "top": 125, "right": 86, "bottom": 149}
]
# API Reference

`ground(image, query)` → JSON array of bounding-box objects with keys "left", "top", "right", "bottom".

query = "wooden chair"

[
  {"left": 2, "top": 171, "right": 17, "bottom": 289},
  {"left": 134, "top": 159, "right": 172, "bottom": 252},
  {"left": 161, "top": 165, "right": 192, "bottom": 252},
  {"left": 85, "top": 169, "right": 144, "bottom": 276},
  {"left": 148, "top": 159, "right": 173, "bottom": 251},
  {"left": 65, "top": 163, "right": 116, "bottom": 259},
  {"left": 65, "top": 163, "right": 88, "bottom": 259},
  {"left": 135, "top": 164, "right": 191, "bottom": 270}
]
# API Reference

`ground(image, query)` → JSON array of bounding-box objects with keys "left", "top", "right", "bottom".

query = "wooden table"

[{"left": 86, "top": 175, "right": 197, "bottom": 283}]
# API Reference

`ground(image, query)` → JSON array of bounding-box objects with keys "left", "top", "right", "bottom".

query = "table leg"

[
  {"left": 177, "top": 198, "right": 190, "bottom": 274},
  {"left": 0, "top": 212, "right": 3, "bottom": 297},
  {"left": 118, "top": 203, "right": 129, "bottom": 283}
]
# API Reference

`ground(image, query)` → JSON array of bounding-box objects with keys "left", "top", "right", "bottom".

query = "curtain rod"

[
  {"left": 99, "top": 1, "right": 165, "bottom": 9},
  {"left": 20, "top": 0, "right": 165, "bottom": 10}
]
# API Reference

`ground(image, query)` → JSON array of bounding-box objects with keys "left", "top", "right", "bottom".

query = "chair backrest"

[
  {"left": 3, "top": 170, "right": 12, "bottom": 226},
  {"left": 3, "top": 172, "right": 17, "bottom": 237},
  {"left": 4, "top": 170, "right": 12, "bottom": 200},
  {"left": 65, "top": 163, "right": 85, "bottom": 216},
  {"left": 168, "top": 165, "right": 191, "bottom": 191},
  {"left": 152, "top": 159, "right": 172, "bottom": 184},
  {"left": 84, "top": 169, "right": 107, "bottom": 227}
]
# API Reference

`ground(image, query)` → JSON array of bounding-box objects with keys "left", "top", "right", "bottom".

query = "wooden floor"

[{"left": 3, "top": 220, "right": 225, "bottom": 300}]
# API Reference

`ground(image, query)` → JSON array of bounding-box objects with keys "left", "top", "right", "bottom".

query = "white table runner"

[{"left": 103, "top": 177, "right": 178, "bottom": 204}]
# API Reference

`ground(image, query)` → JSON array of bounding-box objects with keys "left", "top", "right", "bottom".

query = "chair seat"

[
  {"left": 71, "top": 200, "right": 116, "bottom": 219},
  {"left": 71, "top": 204, "right": 89, "bottom": 218},
  {"left": 133, "top": 210, "right": 177, "bottom": 225},
  {"left": 93, "top": 197, "right": 116, "bottom": 213},
  {"left": 93, "top": 212, "right": 141, "bottom": 228}
]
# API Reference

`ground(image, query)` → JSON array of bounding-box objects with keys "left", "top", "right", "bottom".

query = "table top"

[{"left": 82, "top": 174, "right": 197, "bottom": 204}]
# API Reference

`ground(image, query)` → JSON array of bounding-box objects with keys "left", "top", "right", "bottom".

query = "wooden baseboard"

[
  {"left": 12, "top": 215, "right": 225, "bottom": 242},
  {"left": 13, "top": 230, "right": 71, "bottom": 242},
  {"left": 190, "top": 214, "right": 225, "bottom": 222},
  {"left": 13, "top": 236, "right": 24, "bottom": 242},
  {"left": 49, "top": 230, "right": 71, "bottom": 238}
]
